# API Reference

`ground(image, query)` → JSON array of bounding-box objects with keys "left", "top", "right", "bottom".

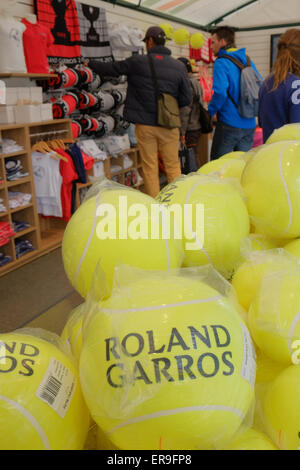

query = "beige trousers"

[{"left": 135, "top": 124, "right": 181, "bottom": 198}]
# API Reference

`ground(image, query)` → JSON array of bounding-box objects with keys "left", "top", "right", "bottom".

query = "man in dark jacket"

[{"left": 89, "top": 26, "right": 192, "bottom": 197}]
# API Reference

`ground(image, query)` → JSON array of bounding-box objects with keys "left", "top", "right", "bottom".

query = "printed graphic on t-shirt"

[
  {"left": 75, "top": 2, "right": 114, "bottom": 62},
  {"left": 35, "top": 0, "right": 81, "bottom": 64},
  {"left": 292, "top": 80, "right": 300, "bottom": 105}
]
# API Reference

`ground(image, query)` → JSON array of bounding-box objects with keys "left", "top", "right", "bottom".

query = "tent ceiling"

[{"left": 112, "top": 0, "right": 300, "bottom": 31}]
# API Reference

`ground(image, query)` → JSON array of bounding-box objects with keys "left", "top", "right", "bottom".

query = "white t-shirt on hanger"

[
  {"left": 32, "top": 151, "right": 63, "bottom": 218},
  {"left": 0, "top": 16, "right": 27, "bottom": 72}
]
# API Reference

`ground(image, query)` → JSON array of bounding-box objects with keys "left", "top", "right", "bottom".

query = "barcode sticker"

[{"left": 36, "top": 358, "right": 76, "bottom": 418}]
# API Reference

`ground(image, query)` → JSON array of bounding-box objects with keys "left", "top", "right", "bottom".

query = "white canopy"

[{"left": 122, "top": 0, "right": 300, "bottom": 30}]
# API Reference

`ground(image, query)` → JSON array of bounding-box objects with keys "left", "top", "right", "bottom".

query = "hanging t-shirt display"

[
  {"left": 0, "top": 16, "right": 27, "bottom": 72},
  {"left": 75, "top": 2, "right": 114, "bottom": 63},
  {"left": 21, "top": 18, "right": 54, "bottom": 73},
  {"left": 34, "top": 0, "right": 81, "bottom": 65}
]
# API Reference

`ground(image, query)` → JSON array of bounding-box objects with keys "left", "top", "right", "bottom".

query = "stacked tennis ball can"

[{"left": 2, "top": 123, "right": 300, "bottom": 450}]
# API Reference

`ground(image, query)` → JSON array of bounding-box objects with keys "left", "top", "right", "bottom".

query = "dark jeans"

[{"left": 210, "top": 121, "right": 256, "bottom": 160}]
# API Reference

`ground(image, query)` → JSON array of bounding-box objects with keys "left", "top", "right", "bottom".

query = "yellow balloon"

[
  {"left": 190, "top": 32, "right": 205, "bottom": 49},
  {"left": 159, "top": 23, "right": 174, "bottom": 40},
  {"left": 173, "top": 28, "right": 190, "bottom": 45},
  {"left": 80, "top": 274, "right": 256, "bottom": 450},
  {"left": 0, "top": 331, "right": 90, "bottom": 450}
]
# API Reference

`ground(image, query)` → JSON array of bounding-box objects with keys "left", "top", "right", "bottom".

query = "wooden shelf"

[
  {"left": 6, "top": 176, "right": 31, "bottom": 187},
  {"left": 0, "top": 122, "right": 143, "bottom": 278},
  {"left": 13, "top": 227, "right": 35, "bottom": 239},
  {"left": 1, "top": 150, "right": 27, "bottom": 159},
  {"left": 0, "top": 73, "right": 58, "bottom": 79},
  {"left": 10, "top": 203, "right": 33, "bottom": 214}
]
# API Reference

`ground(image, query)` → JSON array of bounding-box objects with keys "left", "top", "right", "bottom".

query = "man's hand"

[{"left": 180, "top": 135, "right": 186, "bottom": 144}]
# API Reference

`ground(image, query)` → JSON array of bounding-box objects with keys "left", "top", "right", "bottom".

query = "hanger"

[{"left": 31, "top": 140, "right": 68, "bottom": 162}]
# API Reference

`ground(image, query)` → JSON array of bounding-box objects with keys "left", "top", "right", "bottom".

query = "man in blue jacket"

[
  {"left": 208, "top": 26, "right": 261, "bottom": 160},
  {"left": 88, "top": 26, "right": 192, "bottom": 197}
]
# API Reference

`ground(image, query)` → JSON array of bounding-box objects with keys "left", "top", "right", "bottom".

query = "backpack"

[{"left": 218, "top": 54, "right": 263, "bottom": 119}]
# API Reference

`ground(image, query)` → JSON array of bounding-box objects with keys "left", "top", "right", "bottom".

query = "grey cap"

[{"left": 142, "top": 26, "right": 166, "bottom": 42}]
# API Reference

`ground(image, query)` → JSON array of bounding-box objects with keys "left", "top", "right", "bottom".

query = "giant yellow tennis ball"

[
  {"left": 80, "top": 273, "right": 256, "bottom": 450},
  {"left": 61, "top": 303, "right": 85, "bottom": 363},
  {"left": 62, "top": 186, "right": 183, "bottom": 299},
  {"left": 262, "top": 364, "right": 300, "bottom": 449},
  {"left": 266, "top": 124, "right": 300, "bottom": 144},
  {"left": 253, "top": 348, "right": 287, "bottom": 432},
  {"left": 159, "top": 23, "right": 174, "bottom": 40},
  {"left": 248, "top": 234, "right": 280, "bottom": 252},
  {"left": 225, "top": 427, "right": 278, "bottom": 450},
  {"left": 241, "top": 141, "right": 300, "bottom": 239},
  {"left": 173, "top": 28, "right": 190, "bottom": 45},
  {"left": 198, "top": 158, "right": 246, "bottom": 182},
  {"left": 284, "top": 238, "right": 300, "bottom": 259},
  {"left": 218, "top": 151, "right": 246, "bottom": 161},
  {"left": 0, "top": 330, "right": 90, "bottom": 450},
  {"left": 156, "top": 174, "right": 250, "bottom": 279},
  {"left": 231, "top": 249, "right": 298, "bottom": 311},
  {"left": 248, "top": 268, "right": 300, "bottom": 364},
  {"left": 190, "top": 32, "right": 205, "bottom": 49}
]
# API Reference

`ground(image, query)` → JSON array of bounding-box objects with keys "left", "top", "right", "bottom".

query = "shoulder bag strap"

[{"left": 147, "top": 53, "right": 160, "bottom": 100}]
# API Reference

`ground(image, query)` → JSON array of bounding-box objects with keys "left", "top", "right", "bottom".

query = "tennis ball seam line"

[
  {"left": 159, "top": 205, "right": 171, "bottom": 269},
  {"left": 100, "top": 295, "right": 224, "bottom": 314},
  {"left": 107, "top": 405, "right": 245, "bottom": 435},
  {"left": 0, "top": 394, "right": 51, "bottom": 450},
  {"left": 278, "top": 144, "right": 293, "bottom": 236},
  {"left": 74, "top": 192, "right": 102, "bottom": 288},
  {"left": 184, "top": 180, "right": 213, "bottom": 265}
]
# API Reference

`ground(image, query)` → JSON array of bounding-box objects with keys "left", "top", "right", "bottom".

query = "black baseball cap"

[{"left": 143, "top": 26, "right": 166, "bottom": 42}]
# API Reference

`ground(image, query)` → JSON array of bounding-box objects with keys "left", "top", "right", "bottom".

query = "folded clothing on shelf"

[
  {"left": 2, "top": 138, "right": 24, "bottom": 154},
  {"left": 15, "top": 238, "right": 34, "bottom": 258},
  {"left": 5, "top": 159, "right": 29, "bottom": 181},
  {"left": 12, "top": 220, "right": 31, "bottom": 233},
  {"left": 0, "top": 221, "right": 15, "bottom": 246},
  {"left": 0, "top": 252, "right": 12, "bottom": 267},
  {"left": 8, "top": 191, "right": 32, "bottom": 209},
  {"left": 0, "top": 198, "right": 7, "bottom": 213}
]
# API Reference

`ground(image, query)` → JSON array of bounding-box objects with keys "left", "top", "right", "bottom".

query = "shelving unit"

[
  {"left": 0, "top": 122, "right": 40, "bottom": 274},
  {"left": 75, "top": 146, "right": 144, "bottom": 208},
  {"left": 0, "top": 119, "right": 144, "bottom": 276}
]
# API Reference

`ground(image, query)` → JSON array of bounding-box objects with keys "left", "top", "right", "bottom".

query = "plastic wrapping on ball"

[
  {"left": 62, "top": 179, "right": 184, "bottom": 299},
  {"left": 0, "top": 328, "right": 90, "bottom": 450},
  {"left": 156, "top": 173, "right": 250, "bottom": 281},
  {"left": 79, "top": 264, "right": 256, "bottom": 450},
  {"left": 248, "top": 264, "right": 300, "bottom": 365},
  {"left": 241, "top": 140, "right": 300, "bottom": 239},
  {"left": 232, "top": 248, "right": 300, "bottom": 313}
]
